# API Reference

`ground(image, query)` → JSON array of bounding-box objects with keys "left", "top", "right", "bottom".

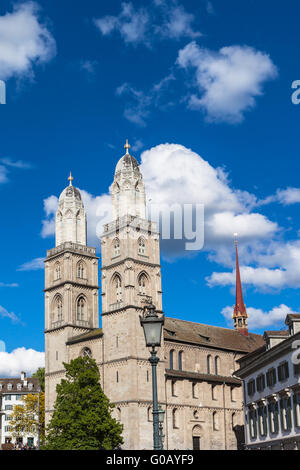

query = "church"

[{"left": 44, "top": 141, "right": 265, "bottom": 450}]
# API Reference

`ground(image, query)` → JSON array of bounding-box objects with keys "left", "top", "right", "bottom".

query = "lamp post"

[
  {"left": 158, "top": 405, "right": 165, "bottom": 450},
  {"left": 140, "top": 303, "right": 164, "bottom": 451}
]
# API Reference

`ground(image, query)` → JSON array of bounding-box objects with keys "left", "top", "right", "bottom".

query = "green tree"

[
  {"left": 9, "top": 393, "right": 45, "bottom": 445},
  {"left": 32, "top": 367, "right": 45, "bottom": 392},
  {"left": 43, "top": 356, "right": 123, "bottom": 450}
]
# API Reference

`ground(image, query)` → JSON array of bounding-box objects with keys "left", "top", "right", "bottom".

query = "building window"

[
  {"left": 5, "top": 426, "right": 11, "bottom": 433},
  {"left": 193, "top": 410, "right": 199, "bottom": 420},
  {"left": 57, "top": 296, "right": 63, "bottom": 321},
  {"left": 247, "top": 379, "right": 256, "bottom": 396},
  {"left": 294, "top": 362, "right": 300, "bottom": 376},
  {"left": 5, "top": 405, "right": 13, "bottom": 411},
  {"left": 82, "top": 347, "right": 92, "bottom": 358},
  {"left": 116, "top": 371, "right": 119, "bottom": 383},
  {"left": 147, "top": 370, "right": 149, "bottom": 382},
  {"left": 172, "top": 409, "right": 178, "bottom": 429},
  {"left": 249, "top": 409, "right": 257, "bottom": 439},
  {"left": 178, "top": 351, "right": 183, "bottom": 371},
  {"left": 230, "top": 386, "right": 236, "bottom": 402},
  {"left": 214, "top": 356, "right": 220, "bottom": 375},
  {"left": 7, "top": 384, "right": 12, "bottom": 391},
  {"left": 293, "top": 393, "right": 300, "bottom": 427},
  {"left": 113, "top": 238, "right": 120, "bottom": 257},
  {"left": 258, "top": 405, "right": 268, "bottom": 437},
  {"left": 77, "top": 262, "right": 85, "bottom": 279},
  {"left": 266, "top": 368, "right": 277, "bottom": 387},
  {"left": 169, "top": 350, "right": 174, "bottom": 370},
  {"left": 207, "top": 355, "right": 211, "bottom": 374},
  {"left": 231, "top": 412, "right": 237, "bottom": 430},
  {"left": 171, "top": 380, "right": 177, "bottom": 397},
  {"left": 113, "top": 275, "right": 122, "bottom": 303},
  {"left": 17, "top": 383, "right": 22, "bottom": 391},
  {"left": 268, "top": 401, "right": 279, "bottom": 434},
  {"left": 28, "top": 383, "right": 33, "bottom": 391},
  {"left": 77, "top": 297, "right": 85, "bottom": 321},
  {"left": 212, "top": 384, "right": 217, "bottom": 400},
  {"left": 55, "top": 263, "right": 61, "bottom": 280},
  {"left": 138, "top": 237, "right": 146, "bottom": 255},
  {"left": 277, "top": 362, "right": 289, "bottom": 382},
  {"left": 192, "top": 382, "right": 197, "bottom": 398},
  {"left": 256, "top": 374, "right": 265, "bottom": 393},
  {"left": 138, "top": 273, "right": 148, "bottom": 296},
  {"left": 212, "top": 411, "right": 219, "bottom": 431},
  {"left": 117, "top": 407, "right": 121, "bottom": 421},
  {"left": 147, "top": 407, "right": 152, "bottom": 422},
  {"left": 280, "top": 397, "right": 292, "bottom": 431},
  {"left": 5, "top": 395, "right": 11, "bottom": 401}
]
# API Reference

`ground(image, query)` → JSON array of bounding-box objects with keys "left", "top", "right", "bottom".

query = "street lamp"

[{"left": 140, "top": 303, "right": 164, "bottom": 450}]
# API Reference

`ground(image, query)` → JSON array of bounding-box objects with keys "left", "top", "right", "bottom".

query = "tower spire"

[
  {"left": 233, "top": 233, "right": 248, "bottom": 336},
  {"left": 124, "top": 139, "right": 130, "bottom": 155},
  {"left": 68, "top": 172, "right": 74, "bottom": 186}
]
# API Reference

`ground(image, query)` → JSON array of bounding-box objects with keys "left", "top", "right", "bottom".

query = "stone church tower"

[
  {"left": 100, "top": 140, "right": 165, "bottom": 448},
  {"left": 44, "top": 174, "right": 99, "bottom": 422},
  {"left": 44, "top": 142, "right": 264, "bottom": 449}
]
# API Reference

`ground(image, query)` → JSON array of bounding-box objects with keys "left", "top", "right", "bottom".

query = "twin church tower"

[{"left": 44, "top": 141, "right": 253, "bottom": 450}]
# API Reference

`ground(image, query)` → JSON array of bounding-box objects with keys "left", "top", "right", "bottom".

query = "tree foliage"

[
  {"left": 43, "top": 356, "right": 123, "bottom": 450},
  {"left": 9, "top": 393, "right": 45, "bottom": 443},
  {"left": 32, "top": 367, "right": 45, "bottom": 392}
]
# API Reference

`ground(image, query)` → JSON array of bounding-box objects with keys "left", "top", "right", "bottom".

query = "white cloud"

[
  {"left": 177, "top": 42, "right": 277, "bottom": 123},
  {"left": 0, "top": 2, "right": 56, "bottom": 81},
  {"left": 94, "top": 3, "right": 150, "bottom": 46},
  {"left": 156, "top": 5, "right": 201, "bottom": 40},
  {"left": 0, "top": 305, "right": 21, "bottom": 324},
  {"left": 94, "top": 1, "right": 201, "bottom": 46},
  {"left": 0, "top": 158, "right": 32, "bottom": 169},
  {"left": 0, "top": 282, "right": 18, "bottom": 287},
  {"left": 221, "top": 304, "right": 293, "bottom": 330},
  {"left": 131, "top": 139, "right": 144, "bottom": 152},
  {"left": 0, "top": 347, "right": 44, "bottom": 378},
  {"left": 18, "top": 257, "right": 44, "bottom": 271},
  {"left": 116, "top": 74, "right": 176, "bottom": 126},
  {"left": 0, "top": 165, "right": 8, "bottom": 183}
]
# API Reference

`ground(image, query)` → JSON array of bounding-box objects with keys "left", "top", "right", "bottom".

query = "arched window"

[
  {"left": 113, "top": 238, "right": 120, "bottom": 257},
  {"left": 207, "top": 355, "right": 212, "bottom": 374},
  {"left": 77, "top": 297, "right": 85, "bottom": 321},
  {"left": 147, "top": 406, "right": 152, "bottom": 422},
  {"left": 117, "top": 407, "right": 121, "bottom": 421},
  {"left": 138, "top": 237, "right": 146, "bottom": 255},
  {"left": 169, "top": 350, "right": 174, "bottom": 370},
  {"left": 55, "top": 263, "right": 61, "bottom": 280},
  {"left": 57, "top": 296, "right": 63, "bottom": 321},
  {"left": 231, "top": 412, "right": 237, "bottom": 430},
  {"left": 138, "top": 273, "right": 148, "bottom": 296},
  {"left": 178, "top": 351, "right": 183, "bottom": 371},
  {"left": 215, "top": 356, "right": 220, "bottom": 375},
  {"left": 77, "top": 262, "right": 85, "bottom": 279},
  {"left": 213, "top": 411, "right": 219, "bottom": 431},
  {"left": 82, "top": 347, "right": 92, "bottom": 358},
  {"left": 172, "top": 408, "right": 178, "bottom": 429},
  {"left": 115, "top": 275, "right": 122, "bottom": 303}
]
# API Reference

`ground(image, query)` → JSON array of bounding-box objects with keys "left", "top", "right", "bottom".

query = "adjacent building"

[
  {"left": 235, "top": 314, "right": 300, "bottom": 450},
  {"left": 45, "top": 141, "right": 265, "bottom": 450},
  {"left": 0, "top": 372, "right": 40, "bottom": 448}
]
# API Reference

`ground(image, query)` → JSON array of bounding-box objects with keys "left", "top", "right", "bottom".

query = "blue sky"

[{"left": 1, "top": 0, "right": 300, "bottom": 375}]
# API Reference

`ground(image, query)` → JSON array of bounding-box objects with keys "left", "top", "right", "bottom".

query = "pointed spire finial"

[
  {"left": 124, "top": 139, "right": 130, "bottom": 155},
  {"left": 233, "top": 234, "right": 248, "bottom": 336},
  {"left": 68, "top": 172, "right": 74, "bottom": 186}
]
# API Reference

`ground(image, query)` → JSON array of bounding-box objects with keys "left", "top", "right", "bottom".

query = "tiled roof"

[
  {"left": 0, "top": 377, "right": 40, "bottom": 394},
  {"left": 164, "top": 317, "right": 265, "bottom": 353},
  {"left": 67, "top": 328, "right": 103, "bottom": 345},
  {"left": 264, "top": 330, "right": 289, "bottom": 337},
  {"left": 165, "top": 369, "right": 241, "bottom": 386}
]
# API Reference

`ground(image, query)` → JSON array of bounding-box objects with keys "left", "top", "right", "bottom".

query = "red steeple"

[{"left": 233, "top": 234, "right": 248, "bottom": 336}]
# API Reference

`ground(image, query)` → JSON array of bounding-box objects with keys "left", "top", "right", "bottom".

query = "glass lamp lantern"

[
  {"left": 158, "top": 405, "right": 165, "bottom": 423},
  {"left": 140, "top": 303, "right": 165, "bottom": 347}
]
